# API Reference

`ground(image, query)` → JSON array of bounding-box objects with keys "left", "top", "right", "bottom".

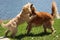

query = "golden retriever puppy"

[
  {"left": 26, "top": 1, "right": 57, "bottom": 34},
  {"left": 1, "top": 3, "right": 34, "bottom": 37}
]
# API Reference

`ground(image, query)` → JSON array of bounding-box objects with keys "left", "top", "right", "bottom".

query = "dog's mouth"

[
  {"left": 29, "top": 13, "right": 32, "bottom": 17},
  {"left": 29, "top": 13, "right": 36, "bottom": 17}
]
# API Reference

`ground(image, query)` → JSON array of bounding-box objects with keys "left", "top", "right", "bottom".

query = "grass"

[{"left": 0, "top": 19, "right": 60, "bottom": 40}]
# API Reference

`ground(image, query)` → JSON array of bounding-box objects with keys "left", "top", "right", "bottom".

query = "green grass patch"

[{"left": 0, "top": 19, "right": 60, "bottom": 40}]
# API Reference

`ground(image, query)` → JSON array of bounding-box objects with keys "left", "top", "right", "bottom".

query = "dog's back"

[
  {"left": 36, "top": 12, "right": 53, "bottom": 20},
  {"left": 29, "top": 12, "right": 53, "bottom": 26}
]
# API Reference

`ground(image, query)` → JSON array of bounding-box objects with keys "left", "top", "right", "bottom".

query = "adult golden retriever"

[{"left": 26, "top": 1, "right": 57, "bottom": 34}]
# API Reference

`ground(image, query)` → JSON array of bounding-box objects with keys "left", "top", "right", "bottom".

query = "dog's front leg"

[
  {"left": 26, "top": 23, "right": 32, "bottom": 34},
  {"left": 43, "top": 24, "right": 47, "bottom": 33}
]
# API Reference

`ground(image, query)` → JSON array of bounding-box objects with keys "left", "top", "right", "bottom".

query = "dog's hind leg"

[
  {"left": 4, "top": 30, "right": 10, "bottom": 37},
  {"left": 10, "top": 28, "right": 17, "bottom": 38},
  {"left": 49, "top": 26, "right": 56, "bottom": 34},
  {"left": 49, "top": 21, "right": 56, "bottom": 34},
  {"left": 47, "top": 21, "right": 55, "bottom": 34}
]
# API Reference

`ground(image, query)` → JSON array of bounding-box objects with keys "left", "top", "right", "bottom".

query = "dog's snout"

[
  {"left": 28, "top": 14, "right": 32, "bottom": 17},
  {"left": 29, "top": 14, "right": 32, "bottom": 17}
]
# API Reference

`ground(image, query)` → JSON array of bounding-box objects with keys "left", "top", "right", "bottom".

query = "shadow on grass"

[{"left": 14, "top": 32, "right": 51, "bottom": 40}]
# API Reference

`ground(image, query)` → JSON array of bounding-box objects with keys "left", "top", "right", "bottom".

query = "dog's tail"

[
  {"left": 0, "top": 20, "right": 7, "bottom": 28},
  {"left": 51, "top": 1, "right": 60, "bottom": 19}
]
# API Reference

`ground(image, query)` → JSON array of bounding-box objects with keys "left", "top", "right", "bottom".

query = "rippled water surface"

[{"left": 0, "top": 0, "right": 60, "bottom": 20}]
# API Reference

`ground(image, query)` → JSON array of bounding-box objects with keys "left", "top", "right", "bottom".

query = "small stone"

[
  {"left": 32, "top": 37, "right": 34, "bottom": 39},
  {"left": 56, "top": 35, "right": 58, "bottom": 38}
]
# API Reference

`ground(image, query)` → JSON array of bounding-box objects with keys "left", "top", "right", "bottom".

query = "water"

[{"left": 0, "top": 0, "right": 60, "bottom": 20}]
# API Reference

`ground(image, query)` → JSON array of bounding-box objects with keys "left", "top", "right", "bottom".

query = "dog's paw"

[
  {"left": 3, "top": 36, "right": 7, "bottom": 38},
  {"left": 52, "top": 30, "right": 56, "bottom": 34}
]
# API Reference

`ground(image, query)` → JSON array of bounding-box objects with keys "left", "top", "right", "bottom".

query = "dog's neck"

[
  {"left": 15, "top": 11, "right": 24, "bottom": 24},
  {"left": 14, "top": 10, "right": 29, "bottom": 25}
]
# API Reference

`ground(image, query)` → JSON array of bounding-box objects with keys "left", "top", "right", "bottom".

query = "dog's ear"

[
  {"left": 31, "top": 5, "right": 36, "bottom": 13},
  {"left": 29, "top": 4, "right": 36, "bottom": 17},
  {"left": 30, "top": 4, "right": 33, "bottom": 8}
]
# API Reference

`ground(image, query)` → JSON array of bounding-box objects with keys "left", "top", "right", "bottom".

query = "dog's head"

[
  {"left": 22, "top": 2, "right": 36, "bottom": 16},
  {"left": 22, "top": 3, "right": 33, "bottom": 14},
  {"left": 20, "top": 3, "right": 36, "bottom": 22}
]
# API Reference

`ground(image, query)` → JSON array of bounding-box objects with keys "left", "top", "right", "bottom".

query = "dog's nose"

[
  {"left": 29, "top": 14, "right": 32, "bottom": 17},
  {"left": 27, "top": 13, "right": 32, "bottom": 17}
]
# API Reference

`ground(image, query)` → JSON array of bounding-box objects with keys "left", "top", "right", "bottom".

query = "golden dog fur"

[
  {"left": 26, "top": 1, "right": 57, "bottom": 34},
  {"left": 51, "top": 1, "right": 59, "bottom": 18},
  {"left": 1, "top": 3, "right": 34, "bottom": 37}
]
